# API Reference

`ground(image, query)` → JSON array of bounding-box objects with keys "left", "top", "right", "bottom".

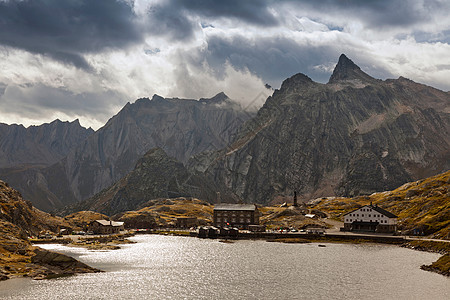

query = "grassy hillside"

[
  {"left": 112, "top": 198, "right": 328, "bottom": 229},
  {"left": 309, "top": 170, "right": 450, "bottom": 239},
  {"left": 113, "top": 198, "right": 214, "bottom": 228},
  {"left": 259, "top": 206, "right": 328, "bottom": 229}
]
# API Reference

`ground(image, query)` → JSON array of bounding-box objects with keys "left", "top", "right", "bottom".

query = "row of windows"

[
  {"left": 216, "top": 212, "right": 251, "bottom": 217},
  {"left": 348, "top": 213, "right": 384, "bottom": 218},
  {"left": 216, "top": 218, "right": 251, "bottom": 223},
  {"left": 346, "top": 219, "right": 388, "bottom": 223}
]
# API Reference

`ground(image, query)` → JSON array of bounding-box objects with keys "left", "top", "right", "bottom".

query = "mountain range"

[
  {"left": 0, "top": 119, "right": 93, "bottom": 168},
  {"left": 0, "top": 54, "right": 448, "bottom": 213},
  {"left": 0, "top": 93, "right": 251, "bottom": 211},
  {"left": 189, "top": 54, "right": 449, "bottom": 204}
]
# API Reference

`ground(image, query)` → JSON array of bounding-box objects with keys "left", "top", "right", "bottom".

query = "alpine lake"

[{"left": 0, "top": 235, "right": 448, "bottom": 299}]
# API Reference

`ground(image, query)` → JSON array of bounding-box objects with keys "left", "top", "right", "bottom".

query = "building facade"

[
  {"left": 213, "top": 204, "right": 259, "bottom": 229},
  {"left": 89, "top": 220, "right": 125, "bottom": 234},
  {"left": 176, "top": 217, "right": 197, "bottom": 228},
  {"left": 343, "top": 204, "right": 397, "bottom": 233}
]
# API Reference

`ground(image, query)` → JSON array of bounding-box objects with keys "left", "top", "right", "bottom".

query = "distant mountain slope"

[
  {"left": 63, "top": 148, "right": 238, "bottom": 216},
  {"left": 189, "top": 54, "right": 450, "bottom": 204},
  {"left": 0, "top": 119, "right": 94, "bottom": 212},
  {"left": 5, "top": 93, "right": 252, "bottom": 211},
  {"left": 309, "top": 170, "right": 450, "bottom": 239},
  {"left": 0, "top": 119, "right": 93, "bottom": 168}
]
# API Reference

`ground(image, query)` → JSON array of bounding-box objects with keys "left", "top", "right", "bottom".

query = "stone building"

[
  {"left": 176, "top": 217, "right": 197, "bottom": 228},
  {"left": 213, "top": 204, "right": 259, "bottom": 229},
  {"left": 89, "top": 220, "right": 124, "bottom": 234}
]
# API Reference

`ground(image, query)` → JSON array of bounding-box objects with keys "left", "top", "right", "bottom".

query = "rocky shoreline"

[
  {"left": 401, "top": 240, "right": 450, "bottom": 277},
  {"left": 68, "top": 233, "right": 136, "bottom": 250},
  {"left": 0, "top": 246, "right": 101, "bottom": 281},
  {"left": 0, "top": 233, "right": 135, "bottom": 281}
]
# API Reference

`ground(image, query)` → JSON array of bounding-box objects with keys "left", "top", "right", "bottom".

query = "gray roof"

[
  {"left": 371, "top": 206, "right": 398, "bottom": 218},
  {"left": 214, "top": 203, "right": 257, "bottom": 211},
  {"left": 94, "top": 220, "right": 124, "bottom": 227}
]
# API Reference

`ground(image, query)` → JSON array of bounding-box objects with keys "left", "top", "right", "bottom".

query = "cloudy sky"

[{"left": 0, "top": 0, "right": 449, "bottom": 130}]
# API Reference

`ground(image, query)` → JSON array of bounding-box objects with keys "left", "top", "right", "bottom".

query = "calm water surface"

[{"left": 0, "top": 235, "right": 448, "bottom": 299}]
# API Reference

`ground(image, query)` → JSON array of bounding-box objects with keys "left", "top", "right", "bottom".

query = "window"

[
  {"left": 246, "top": 219, "right": 250, "bottom": 223},
  {"left": 240, "top": 218, "right": 244, "bottom": 223},
  {"left": 362, "top": 214, "right": 364, "bottom": 217},
  {"left": 369, "top": 214, "right": 371, "bottom": 217},
  {"left": 217, "top": 218, "right": 221, "bottom": 222}
]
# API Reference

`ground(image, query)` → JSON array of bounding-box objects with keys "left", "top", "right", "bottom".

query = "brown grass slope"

[
  {"left": 113, "top": 198, "right": 213, "bottom": 228},
  {"left": 310, "top": 170, "right": 450, "bottom": 239}
]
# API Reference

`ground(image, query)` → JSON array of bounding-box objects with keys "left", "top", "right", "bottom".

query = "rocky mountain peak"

[
  {"left": 196, "top": 57, "right": 450, "bottom": 205},
  {"left": 151, "top": 94, "right": 167, "bottom": 102},
  {"left": 328, "top": 54, "right": 375, "bottom": 84},
  {"left": 200, "top": 92, "right": 229, "bottom": 103},
  {"left": 279, "top": 73, "right": 314, "bottom": 91}
]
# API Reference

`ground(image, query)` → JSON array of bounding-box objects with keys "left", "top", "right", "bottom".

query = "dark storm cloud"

[
  {"left": 1, "top": 0, "right": 446, "bottom": 70},
  {"left": 1, "top": 83, "right": 123, "bottom": 119},
  {"left": 293, "top": 0, "right": 447, "bottom": 29},
  {"left": 144, "top": 0, "right": 280, "bottom": 41},
  {"left": 0, "top": 0, "right": 281, "bottom": 69},
  {"left": 166, "top": 0, "right": 447, "bottom": 31},
  {"left": 0, "top": 0, "right": 141, "bottom": 69},
  {"left": 175, "top": 0, "right": 280, "bottom": 27}
]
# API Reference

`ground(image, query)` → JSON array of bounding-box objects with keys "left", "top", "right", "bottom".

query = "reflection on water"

[{"left": 0, "top": 235, "right": 448, "bottom": 300}]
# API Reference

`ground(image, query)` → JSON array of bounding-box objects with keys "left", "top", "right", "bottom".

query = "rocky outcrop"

[
  {"left": 190, "top": 54, "right": 450, "bottom": 204},
  {"left": 64, "top": 148, "right": 238, "bottom": 216},
  {"left": 29, "top": 248, "right": 101, "bottom": 280},
  {"left": 0, "top": 180, "right": 100, "bottom": 281}
]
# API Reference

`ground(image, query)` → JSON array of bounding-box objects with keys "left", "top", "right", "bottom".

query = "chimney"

[
  {"left": 217, "top": 192, "right": 221, "bottom": 203},
  {"left": 293, "top": 191, "right": 298, "bottom": 207}
]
